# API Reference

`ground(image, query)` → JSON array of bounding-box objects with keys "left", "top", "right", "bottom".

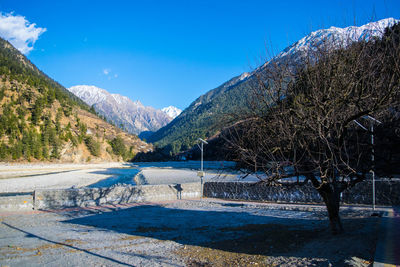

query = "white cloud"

[
  {"left": 102, "top": 68, "right": 118, "bottom": 79},
  {"left": 0, "top": 12, "right": 46, "bottom": 54}
]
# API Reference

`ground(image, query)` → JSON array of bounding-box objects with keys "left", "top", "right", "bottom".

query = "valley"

[
  {"left": 1, "top": 18, "right": 397, "bottom": 162},
  {"left": 0, "top": 3, "right": 400, "bottom": 266}
]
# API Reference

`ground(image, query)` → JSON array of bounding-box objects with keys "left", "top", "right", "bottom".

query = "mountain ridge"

[
  {"left": 68, "top": 85, "right": 177, "bottom": 135},
  {"left": 148, "top": 18, "right": 399, "bottom": 154},
  {"left": 0, "top": 38, "right": 150, "bottom": 162}
]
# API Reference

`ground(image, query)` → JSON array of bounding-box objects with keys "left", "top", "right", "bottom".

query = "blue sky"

[{"left": 0, "top": 0, "right": 399, "bottom": 110}]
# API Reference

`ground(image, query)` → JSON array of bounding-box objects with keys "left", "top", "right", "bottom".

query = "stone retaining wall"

[
  {"left": 341, "top": 180, "right": 400, "bottom": 205},
  {"left": 2, "top": 179, "right": 398, "bottom": 211},
  {"left": 33, "top": 183, "right": 200, "bottom": 210},
  {"left": 204, "top": 182, "right": 323, "bottom": 203},
  {"left": 204, "top": 180, "right": 400, "bottom": 206}
]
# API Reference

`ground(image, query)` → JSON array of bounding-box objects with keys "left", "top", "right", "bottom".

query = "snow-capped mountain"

[
  {"left": 149, "top": 18, "right": 399, "bottom": 150},
  {"left": 230, "top": 18, "right": 399, "bottom": 89},
  {"left": 276, "top": 17, "right": 399, "bottom": 61},
  {"left": 161, "top": 106, "right": 182, "bottom": 119},
  {"left": 68, "top": 85, "right": 173, "bottom": 135},
  {"left": 67, "top": 85, "right": 108, "bottom": 106}
]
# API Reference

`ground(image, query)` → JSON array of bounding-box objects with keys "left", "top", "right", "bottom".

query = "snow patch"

[
  {"left": 68, "top": 85, "right": 108, "bottom": 106},
  {"left": 162, "top": 106, "right": 182, "bottom": 119},
  {"left": 277, "top": 18, "right": 399, "bottom": 59}
]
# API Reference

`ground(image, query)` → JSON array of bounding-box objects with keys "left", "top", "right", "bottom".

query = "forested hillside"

[
  {"left": 148, "top": 73, "right": 255, "bottom": 154},
  {"left": 148, "top": 18, "right": 398, "bottom": 156},
  {"left": 0, "top": 37, "right": 151, "bottom": 162}
]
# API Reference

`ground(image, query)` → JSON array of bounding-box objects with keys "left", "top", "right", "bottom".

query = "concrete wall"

[
  {"left": 2, "top": 179, "right": 398, "bottom": 211},
  {"left": 0, "top": 193, "right": 33, "bottom": 211},
  {"left": 204, "top": 180, "right": 400, "bottom": 206},
  {"left": 34, "top": 183, "right": 201, "bottom": 210}
]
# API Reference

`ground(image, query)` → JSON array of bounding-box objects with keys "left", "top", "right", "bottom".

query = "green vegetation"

[
  {"left": 149, "top": 23, "right": 400, "bottom": 160},
  {"left": 0, "top": 37, "right": 140, "bottom": 161},
  {"left": 84, "top": 136, "right": 101, "bottom": 157},
  {"left": 148, "top": 75, "right": 255, "bottom": 154},
  {"left": 0, "top": 37, "right": 87, "bottom": 161},
  {"left": 0, "top": 38, "right": 90, "bottom": 113},
  {"left": 109, "top": 135, "right": 136, "bottom": 161},
  {"left": 0, "top": 101, "right": 65, "bottom": 161}
]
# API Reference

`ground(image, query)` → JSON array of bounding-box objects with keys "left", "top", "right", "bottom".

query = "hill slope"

[
  {"left": 0, "top": 38, "right": 151, "bottom": 162},
  {"left": 148, "top": 18, "right": 399, "bottom": 154}
]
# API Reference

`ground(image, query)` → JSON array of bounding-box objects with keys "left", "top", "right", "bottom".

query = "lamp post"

[
  {"left": 197, "top": 138, "right": 208, "bottom": 199},
  {"left": 353, "top": 115, "right": 382, "bottom": 211}
]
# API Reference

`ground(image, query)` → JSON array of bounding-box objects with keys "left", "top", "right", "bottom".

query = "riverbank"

[{"left": 0, "top": 161, "right": 242, "bottom": 193}]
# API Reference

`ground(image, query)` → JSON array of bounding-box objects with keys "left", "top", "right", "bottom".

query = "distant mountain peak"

[
  {"left": 68, "top": 85, "right": 173, "bottom": 134},
  {"left": 233, "top": 18, "right": 399, "bottom": 89},
  {"left": 277, "top": 17, "right": 399, "bottom": 60},
  {"left": 162, "top": 106, "right": 182, "bottom": 119},
  {"left": 148, "top": 18, "right": 399, "bottom": 152},
  {"left": 239, "top": 72, "right": 250, "bottom": 81},
  {"left": 68, "top": 85, "right": 108, "bottom": 106}
]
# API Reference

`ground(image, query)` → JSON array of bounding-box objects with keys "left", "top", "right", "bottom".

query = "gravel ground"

[{"left": 0, "top": 199, "right": 380, "bottom": 266}]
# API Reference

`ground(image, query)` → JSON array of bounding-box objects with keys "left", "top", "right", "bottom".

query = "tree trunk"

[{"left": 318, "top": 183, "right": 344, "bottom": 235}]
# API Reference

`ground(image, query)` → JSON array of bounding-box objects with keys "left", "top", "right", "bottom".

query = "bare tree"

[{"left": 226, "top": 23, "right": 400, "bottom": 234}]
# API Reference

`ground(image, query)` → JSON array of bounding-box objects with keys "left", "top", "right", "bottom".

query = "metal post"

[
  {"left": 197, "top": 138, "right": 208, "bottom": 200},
  {"left": 353, "top": 116, "right": 381, "bottom": 213},
  {"left": 201, "top": 142, "right": 203, "bottom": 173},
  {"left": 201, "top": 142, "right": 203, "bottom": 199},
  {"left": 371, "top": 122, "right": 375, "bottom": 211},
  {"left": 200, "top": 176, "right": 203, "bottom": 200}
]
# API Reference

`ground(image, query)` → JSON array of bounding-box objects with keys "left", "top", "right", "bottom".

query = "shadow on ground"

[
  {"left": 62, "top": 203, "right": 379, "bottom": 265},
  {"left": 374, "top": 208, "right": 400, "bottom": 266},
  {"left": 1, "top": 222, "right": 135, "bottom": 266}
]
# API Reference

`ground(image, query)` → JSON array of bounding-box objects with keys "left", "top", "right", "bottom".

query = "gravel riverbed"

[
  {"left": 0, "top": 161, "right": 249, "bottom": 193},
  {"left": 0, "top": 162, "right": 138, "bottom": 193}
]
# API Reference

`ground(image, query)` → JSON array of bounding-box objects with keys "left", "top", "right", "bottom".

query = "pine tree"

[{"left": 0, "top": 142, "right": 8, "bottom": 160}]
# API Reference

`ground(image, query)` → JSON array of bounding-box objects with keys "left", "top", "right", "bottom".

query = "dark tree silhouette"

[{"left": 227, "top": 24, "right": 400, "bottom": 234}]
